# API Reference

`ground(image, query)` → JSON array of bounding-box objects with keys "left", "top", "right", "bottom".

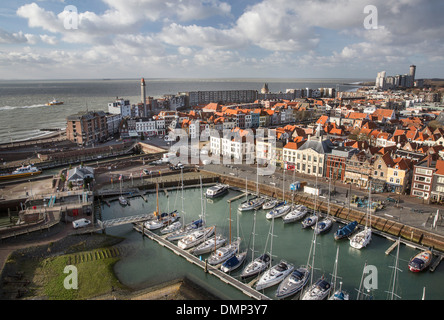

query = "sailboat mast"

[
  {"left": 229, "top": 201, "right": 232, "bottom": 245},
  {"left": 156, "top": 183, "right": 159, "bottom": 214}
]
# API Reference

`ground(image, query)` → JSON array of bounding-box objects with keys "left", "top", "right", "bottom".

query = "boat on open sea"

[
  {"left": 46, "top": 98, "right": 63, "bottom": 106},
  {"left": 0, "top": 165, "right": 41, "bottom": 180},
  {"left": 408, "top": 249, "right": 433, "bottom": 272}
]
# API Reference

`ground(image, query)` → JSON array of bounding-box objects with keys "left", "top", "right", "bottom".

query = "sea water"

[{"left": 0, "top": 78, "right": 366, "bottom": 144}]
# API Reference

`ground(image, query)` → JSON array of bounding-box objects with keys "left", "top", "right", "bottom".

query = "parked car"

[
  {"left": 72, "top": 218, "right": 91, "bottom": 229},
  {"left": 169, "top": 163, "right": 184, "bottom": 170}
]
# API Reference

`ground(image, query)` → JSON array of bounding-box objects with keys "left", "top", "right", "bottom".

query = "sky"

[{"left": 0, "top": 0, "right": 443, "bottom": 80}]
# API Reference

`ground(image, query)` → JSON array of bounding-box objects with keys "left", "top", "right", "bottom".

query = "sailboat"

[
  {"left": 283, "top": 205, "right": 308, "bottom": 224},
  {"left": 144, "top": 184, "right": 179, "bottom": 230},
  {"left": 408, "top": 249, "right": 433, "bottom": 272},
  {"left": 328, "top": 247, "right": 349, "bottom": 300},
  {"left": 167, "top": 175, "right": 205, "bottom": 241},
  {"left": 221, "top": 202, "right": 247, "bottom": 273},
  {"left": 302, "top": 173, "right": 320, "bottom": 229},
  {"left": 266, "top": 168, "right": 291, "bottom": 219},
  {"left": 118, "top": 175, "right": 127, "bottom": 205},
  {"left": 208, "top": 201, "right": 241, "bottom": 266},
  {"left": 240, "top": 210, "right": 271, "bottom": 279},
  {"left": 386, "top": 238, "right": 402, "bottom": 300},
  {"left": 238, "top": 167, "right": 266, "bottom": 211},
  {"left": 162, "top": 170, "right": 186, "bottom": 235},
  {"left": 350, "top": 181, "right": 372, "bottom": 249},
  {"left": 256, "top": 213, "right": 294, "bottom": 291}
]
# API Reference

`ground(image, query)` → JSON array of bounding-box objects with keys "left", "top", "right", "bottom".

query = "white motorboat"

[
  {"left": 282, "top": 205, "right": 308, "bottom": 224},
  {"left": 166, "top": 218, "right": 204, "bottom": 241},
  {"left": 205, "top": 184, "right": 229, "bottom": 198},
  {"left": 262, "top": 199, "right": 279, "bottom": 210},
  {"left": 191, "top": 234, "right": 227, "bottom": 255},
  {"left": 276, "top": 267, "right": 310, "bottom": 299},
  {"left": 265, "top": 203, "right": 291, "bottom": 219},
  {"left": 160, "top": 221, "right": 182, "bottom": 235},
  {"left": 313, "top": 218, "right": 333, "bottom": 234},
  {"left": 302, "top": 214, "right": 318, "bottom": 229},
  {"left": 221, "top": 251, "right": 247, "bottom": 273},
  {"left": 178, "top": 225, "right": 215, "bottom": 249},
  {"left": 349, "top": 227, "right": 372, "bottom": 249},
  {"left": 301, "top": 278, "right": 331, "bottom": 300},
  {"left": 207, "top": 238, "right": 241, "bottom": 265},
  {"left": 256, "top": 260, "right": 294, "bottom": 290},
  {"left": 240, "top": 253, "right": 271, "bottom": 279}
]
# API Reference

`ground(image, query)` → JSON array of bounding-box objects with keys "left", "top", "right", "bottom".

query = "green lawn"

[{"left": 35, "top": 248, "right": 124, "bottom": 300}]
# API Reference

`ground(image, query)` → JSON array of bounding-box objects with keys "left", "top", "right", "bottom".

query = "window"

[
  {"left": 380, "top": 172, "right": 384, "bottom": 177},
  {"left": 395, "top": 179, "right": 400, "bottom": 184},
  {"left": 393, "top": 171, "right": 398, "bottom": 176},
  {"left": 378, "top": 165, "right": 382, "bottom": 169},
  {"left": 390, "top": 177, "right": 394, "bottom": 183}
]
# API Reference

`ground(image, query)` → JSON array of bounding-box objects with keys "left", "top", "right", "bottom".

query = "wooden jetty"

[
  {"left": 133, "top": 223, "right": 271, "bottom": 300},
  {"left": 430, "top": 254, "right": 444, "bottom": 272}
]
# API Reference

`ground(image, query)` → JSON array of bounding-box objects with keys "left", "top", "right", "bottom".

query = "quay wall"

[{"left": 212, "top": 171, "right": 444, "bottom": 253}]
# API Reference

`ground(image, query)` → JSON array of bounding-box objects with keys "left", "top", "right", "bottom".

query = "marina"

[{"left": 99, "top": 184, "right": 444, "bottom": 300}]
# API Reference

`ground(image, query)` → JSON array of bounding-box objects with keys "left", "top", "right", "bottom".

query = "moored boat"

[
  {"left": 313, "top": 218, "right": 333, "bottom": 234},
  {"left": 265, "top": 203, "right": 291, "bottom": 219},
  {"left": 208, "top": 237, "right": 241, "bottom": 266},
  {"left": 221, "top": 251, "right": 247, "bottom": 273},
  {"left": 46, "top": 98, "right": 63, "bottom": 106},
  {"left": 255, "top": 260, "right": 294, "bottom": 290},
  {"left": 191, "top": 234, "right": 226, "bottom": 255},
  {"left": 262, "top": 199, "right": 279, "bottom": 210},
  {"left": 275, "top": 267, "right": 310, "bottom": 299},
  {"left": 118, "top": 196, "right": 128, "bottom": 206},
  {"left": 282, "top": 205, "right": 308, "bottom": 224},
  {"left": 301, "top": 278, "right": 331, "bottom": 300},
  {"left": 205, "top": 184, "right": 229, "bottom": 198},
  {"left": 240, "top": 253, "right": 271, "bottom": 279},
  {"left": 0, "top": 165, "right": 42, "bottom": 180},
  {"left": 349, "top": 227, "right": 372, "bottom": 249},
  {"left": 301, "top": 214, "right": 318, "bottom": 229},
  {"left": 334, "top": 221, "right": 358, "bottom": 240},
  {"left": 178, "top": 225, "right": 215, "bottom": 249},
  {"left": 166, "top": 218, "right": 204, "bottom": 241},
  {"left": 408, "top": 250, "right": 433, "bottom": 272},
  {"left": 144, "top": 210, "right": 179, "bottom": 230},
  {"left": 160, "top": 221, "right": 182, "bottom": 235},
  {"left": 238, "top": 196, "right": 266, "bottom": 212}
]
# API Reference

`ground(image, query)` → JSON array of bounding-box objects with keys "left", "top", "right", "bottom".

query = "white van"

[{"left": 72, "top": 218, "right": 91, "bottom": 229}]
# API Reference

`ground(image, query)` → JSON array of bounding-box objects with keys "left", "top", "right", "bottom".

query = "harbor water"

[{"left": 102, "top": 186, "right": 444, "bottom": 300}]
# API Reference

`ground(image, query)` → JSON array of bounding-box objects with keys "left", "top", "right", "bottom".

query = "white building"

[{"left": 108, "top": 98, "right": 132, "bottom": 117}]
